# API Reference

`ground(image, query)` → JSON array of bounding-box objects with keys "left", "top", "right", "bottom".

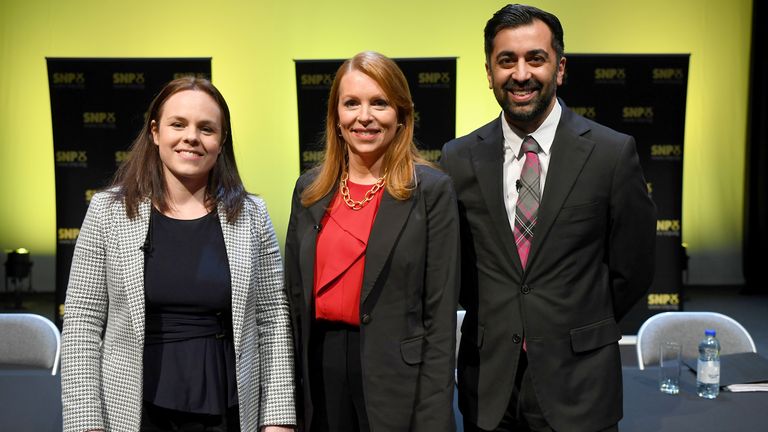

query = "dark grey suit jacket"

[
  {"left": 284, "top": 164, "right": 460, "bottom": 431},
  {"left": 440, "top": 103, "right": 656, "bottom": 431}
]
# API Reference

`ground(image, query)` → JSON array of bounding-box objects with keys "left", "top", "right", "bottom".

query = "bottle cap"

[{"left": 705, "top": 329, "right": 716, "bottom": 337}]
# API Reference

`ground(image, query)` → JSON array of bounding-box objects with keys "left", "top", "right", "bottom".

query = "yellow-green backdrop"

[{"left": 0, "top": 0, "right": 753, "bottom": 289}]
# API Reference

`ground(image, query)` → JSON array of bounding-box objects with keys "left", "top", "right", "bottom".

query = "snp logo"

[
  {"left": 115, "top": 151, "right": 130, "bottom": 164},
  {"left": 83, "top": 112, "right": 117, "bottom": 128},
  {"left": 594, "top": 68, "right": 626, "bottom": 83},
  {"left": 173, "top": 72, "right": 209, "bottom": 80},
  {"left": 652, "top": 68, "right": 685, "bottom": 81},
  {"left": 113, "top": 72, "right": 145, "bottom": 88},
  {"left": 58, "top": 227, "right": 81, "bottom": 244},
  {"left": 648, "top": 293, "right": 680, "bottom": 310},
  {"left": 656, "top": 219, "right": 681, "bottom": 236},
  {"left": 55, "top": 150, "right": 88, "bottom": 168},
  {"left": 84, "top": 189, "right": 97, "bottom": 202},
  {"left": 421, "top": 150, "right": 441, "bottom": 162},
  {"left": 572, "top": 106, "right": 596, "bottom": 119},
  {"left": 300, "top": 74, "right": 333, "bottom": 88},
  {"left": 302, "top": 151, "right": 324, "bottom": 164},
  {"left": 52, "top": 72, "right": 85, "bottom": 87},
  {"left": 418, "top": 72, "right": 451, "bottom": 87},
  {"left": 622, "top": 106, "right": 654, "bottom": 123},
  {"left": 650, "top": 144, "right": 682, "bottom": 160}
]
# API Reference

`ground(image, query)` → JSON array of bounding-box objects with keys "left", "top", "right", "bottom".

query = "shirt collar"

[{"left": 501, "top": 99, "right": 562, "bottom": 159}]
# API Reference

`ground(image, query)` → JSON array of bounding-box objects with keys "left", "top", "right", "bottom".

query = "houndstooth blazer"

[{"left": 61, "top": 191, "right": 295, "bottom": 432}]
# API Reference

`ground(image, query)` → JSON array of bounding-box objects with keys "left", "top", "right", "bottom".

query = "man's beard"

[{"left": 496, "top": 72, "right": 557, "bottom": 124}]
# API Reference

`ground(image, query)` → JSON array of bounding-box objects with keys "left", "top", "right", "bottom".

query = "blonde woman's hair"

[{"left": 301, "top": 51, "right": 430, "bottom": 207}]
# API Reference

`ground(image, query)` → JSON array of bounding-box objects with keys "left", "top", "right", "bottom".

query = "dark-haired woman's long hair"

[{"left": 111, "top": 77, "right": 247, "bottom": 223}]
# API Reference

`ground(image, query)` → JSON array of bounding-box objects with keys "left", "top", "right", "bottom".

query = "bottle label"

[{"left": 697, "top": 360, "right": 720, "bottom": 384}]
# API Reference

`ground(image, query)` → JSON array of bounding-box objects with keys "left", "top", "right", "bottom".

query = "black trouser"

[
  {"left": 309, "top": 320, "right": 370, "bottom": 432},
  {"left": 464, "top": 351, "right": 618, "bottom": 432},
  {"left": 140, "top": 402, "right": 240, "bottom": 432}
]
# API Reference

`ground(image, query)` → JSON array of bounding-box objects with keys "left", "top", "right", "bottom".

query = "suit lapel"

[
  {"left": 527, "top": 108, "right": 594, "bottom": 269},
  {"left": 299, "top": 191, "right": 335, "bottom": 311},
  {"left": 470, "top": 120, "right": 524, "bottom": 273},
  {"left": 120, "top": 199, "right": 150, "bottom": 344},
  {"left": 361, "top": 190, "right": 415, "bottom": 304},
  {"left": 219, "top": 203, "right": 250, "bottom": 352}
]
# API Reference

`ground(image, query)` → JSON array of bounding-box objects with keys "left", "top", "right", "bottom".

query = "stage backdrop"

[
  {"left": 295, "top": 58, "right": 456, "bottom": 171},
  {"left": 47, "top": 58, "right": 211, "bottom": 327},
  {"left": 558, "top": 54, "right": 689, "bottom": 333}
]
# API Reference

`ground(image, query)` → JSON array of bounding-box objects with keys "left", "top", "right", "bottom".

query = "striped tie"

[{"left": 514, "top": 136, "right": 541, "bottom": 269}]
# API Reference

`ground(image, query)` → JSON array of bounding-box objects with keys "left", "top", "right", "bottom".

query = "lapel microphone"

[
  {"left": 516, "top": 179, "right": 522, "bottom": 193},
  {"left": 313, "top": 224, "right": 322, "bottom": 231}
]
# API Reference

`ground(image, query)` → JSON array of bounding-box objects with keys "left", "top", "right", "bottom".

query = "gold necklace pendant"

[{"left": 339, "top": 172, "right": 386, "bottom": 210}]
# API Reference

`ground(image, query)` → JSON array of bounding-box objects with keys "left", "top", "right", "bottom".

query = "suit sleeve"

[
  {"left": 413, "top": 173, "right": 461, "bottom": 431},
  {"left": 282, "top": 180, "right": 306, "bottom": 425},
  {"left": 61, "top": 193, "right": 110, "bottom": 432},
  {"left": 283, "top": 181, "right": 304, "bottom": 344},
  {"left": 608, "top": 136, "right": 657, "bottom": 319},
  {"left": 438, "top": 145, "right": 478, "bottom": 312},
  {"left": 251, "top": 198, "right": 297, "bottom": 427}
]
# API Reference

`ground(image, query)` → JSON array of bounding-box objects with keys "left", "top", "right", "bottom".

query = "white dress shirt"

[{"left": 501, "top": 100, "right": 562, "bottom": 231}]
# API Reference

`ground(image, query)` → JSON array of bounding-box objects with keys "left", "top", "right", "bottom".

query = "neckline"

[
  {"left": 346, "top": 179, "right": 379, "bottom": 188},
  {"left": 152, "top": 206, "right": 217, "bottom": 222}
]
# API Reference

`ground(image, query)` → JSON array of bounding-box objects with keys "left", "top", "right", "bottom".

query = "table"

[
  {"left": 5, "top": 366, "right": 764, "bottom": 431},
  {"left": 620, "top": 366, "right": 768, "bottom": 432},
  {"left": 0, "top": 368, "right": 62, "bottom": 431}
]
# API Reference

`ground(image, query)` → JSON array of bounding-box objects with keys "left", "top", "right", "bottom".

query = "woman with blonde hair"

[
  {"left": 285, "top": 51, "right": 460, "bottom": 432},
  {"left": 61, "top": 77, "right": 295, "bottom": 432}
]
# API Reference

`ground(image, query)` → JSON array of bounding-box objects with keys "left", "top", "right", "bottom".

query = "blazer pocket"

[
  {"left": 570, "top": 317, "right": 621, "bottom": 353},
  {"left": 558, "top": 201, "right": 604, "bottom": 222},
  {"left": 400, "top": 335, "right": 424, "bottom": 365}
]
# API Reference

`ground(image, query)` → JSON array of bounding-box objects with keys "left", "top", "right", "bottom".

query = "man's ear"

[{"left": 556, "top": 56, "right": 566, "bottom": 86}]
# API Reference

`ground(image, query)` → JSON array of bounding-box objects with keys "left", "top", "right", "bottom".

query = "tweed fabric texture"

[{"left": 61, "top": 191, "right": 295, "bottom": 432}]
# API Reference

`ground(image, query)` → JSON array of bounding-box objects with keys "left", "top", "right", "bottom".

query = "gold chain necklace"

[{"left": 339, "top": 172, "right": 386, "bottom": 210}]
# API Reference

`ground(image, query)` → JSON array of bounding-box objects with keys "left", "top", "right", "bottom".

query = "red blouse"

[{"left": 313, "top": 180, "right": 383, "bottom": 326}]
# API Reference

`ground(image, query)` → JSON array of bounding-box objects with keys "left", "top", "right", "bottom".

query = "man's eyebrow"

[{"left": 494, "top": 48, "right": 550, "bottom": 60}]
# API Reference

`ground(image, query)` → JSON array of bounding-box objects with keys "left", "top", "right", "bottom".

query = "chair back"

[
  {"left": 635, "top": 311, "right": 756, "bottom": 369},
  {"left": 0, "top": 313, "right": 61, "bottom": 375}
]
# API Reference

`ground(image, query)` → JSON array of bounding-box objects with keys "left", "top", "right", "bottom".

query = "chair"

[
  {"left": 635, "top": 311, "right": 756, "bottom": 370},
  {"left": 0, "top": 313, "right": 60, "bottom": 375}
]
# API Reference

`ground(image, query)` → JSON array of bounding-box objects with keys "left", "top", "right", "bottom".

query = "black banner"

[
  {"left": 47, "top": 58, "right": 211, "bottom": 326},
  {"left": 558, "top": 54, "right": 689, "bottom": 333},
  {"left": 295, "top": 58, "right": 457, "bottom": 171}
]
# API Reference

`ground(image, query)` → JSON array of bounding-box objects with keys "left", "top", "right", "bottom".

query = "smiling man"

[{"left": 440, "top": 4, "right": 657, "bottom": 432}]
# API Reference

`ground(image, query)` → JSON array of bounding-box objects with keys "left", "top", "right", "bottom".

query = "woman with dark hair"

[
  {"left": 285, "top": 51, "right": 460, "bottom": 432},
  {"left": 61, "top": 77, "right": 295, "bottom": 432}
]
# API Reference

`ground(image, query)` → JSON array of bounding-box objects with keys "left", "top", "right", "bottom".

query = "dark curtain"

[{"left": 743, "top": 0, "right": 767, "bottom": 294}]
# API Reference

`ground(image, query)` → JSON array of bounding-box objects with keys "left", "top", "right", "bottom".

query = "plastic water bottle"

[{"left": 696, "top": 329, "right": 721, "bottom": 399}]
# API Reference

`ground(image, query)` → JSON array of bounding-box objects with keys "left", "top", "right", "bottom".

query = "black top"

[{"left": 142, "top": 208, "right": 238, "bottom": 414}]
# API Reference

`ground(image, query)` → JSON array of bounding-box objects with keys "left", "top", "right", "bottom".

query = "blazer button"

[
  {"left": 512, "top": 334, "right": 522, "bottom": 344},
  {"left": 361, "top": 313, "right": 372, "bottom": 324},
  {"left": 521, "top": 284, "right": 531, "bottom": 294}
]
